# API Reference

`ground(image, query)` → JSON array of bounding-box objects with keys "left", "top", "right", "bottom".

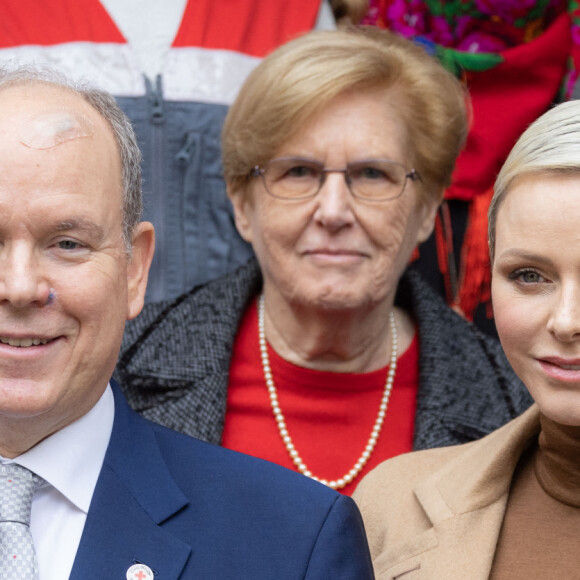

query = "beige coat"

[{"left": 353, "top": 405, "right": 540, "bottom": 579}]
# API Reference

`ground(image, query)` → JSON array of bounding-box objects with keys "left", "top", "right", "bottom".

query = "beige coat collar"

[{"left": 364, "top": 406, "right": 540, "bottom": 579}]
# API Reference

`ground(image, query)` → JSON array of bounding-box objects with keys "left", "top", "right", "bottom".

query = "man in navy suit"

[{"left": 0, "top": 68, "right": 373, "bottom": 579}]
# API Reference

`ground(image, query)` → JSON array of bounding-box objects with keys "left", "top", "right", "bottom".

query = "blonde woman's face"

[
  {"left": 230, "top": 90, "right": 438, "bottom": 314},
  {"left": 492, "top": 173, "right": 580, "bottom": 425}
]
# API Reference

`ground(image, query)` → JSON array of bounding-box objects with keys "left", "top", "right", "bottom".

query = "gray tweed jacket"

[{"left": 115, "top": 258, "right": 533, "bottom": 449}]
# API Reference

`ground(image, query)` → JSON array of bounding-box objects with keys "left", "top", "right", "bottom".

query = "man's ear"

[
  {"left": 126, "top": 221, "right": 155, "bottom": 320},
  {"left": 228, "top": 184, "right": 254, "bottom": 245}
]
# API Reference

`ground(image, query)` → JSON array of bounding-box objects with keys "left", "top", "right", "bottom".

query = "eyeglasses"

[{"left": 250, "top": 157, "right": 420, "bottom": 201}]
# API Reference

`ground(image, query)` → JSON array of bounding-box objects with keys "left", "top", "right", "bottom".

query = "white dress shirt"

[{"left": 1, "top": 385, "right": 114, "bottom": 580}]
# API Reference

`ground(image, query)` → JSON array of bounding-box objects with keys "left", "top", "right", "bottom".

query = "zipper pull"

[
  {"left": 175, "top": 131, "right": 198, "bottom": 165},
  {"left": 145, "top": 74, "right": 165, "bottom": 125}
]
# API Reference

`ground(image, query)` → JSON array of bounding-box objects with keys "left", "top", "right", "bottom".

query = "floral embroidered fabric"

[{"left": 363, "top": 0, "right": 579, "bottom": 91}]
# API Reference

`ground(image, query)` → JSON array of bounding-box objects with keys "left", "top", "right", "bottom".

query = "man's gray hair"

[{"left": 0, "top": 66, "right": 142, "bottom": 252}]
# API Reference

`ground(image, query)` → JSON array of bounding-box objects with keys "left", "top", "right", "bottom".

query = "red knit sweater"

[{"left": 222, "top": 300, "right": 419, "bottom": 495}]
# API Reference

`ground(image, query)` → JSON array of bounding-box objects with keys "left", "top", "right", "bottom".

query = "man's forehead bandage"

[{"left": 19, "top": 108, "right": 94, "bottom": 149}]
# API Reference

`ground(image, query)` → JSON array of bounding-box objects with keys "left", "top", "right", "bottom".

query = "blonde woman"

[{"left": 354, "top": 100, "right": 580, "bottom": 578}]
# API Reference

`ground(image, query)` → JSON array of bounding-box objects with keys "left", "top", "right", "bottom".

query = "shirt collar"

[{"left": 8, "top": 384, "right": 114, "bottom": 514}]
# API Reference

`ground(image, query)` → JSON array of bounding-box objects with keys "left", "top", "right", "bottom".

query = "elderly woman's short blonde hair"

[
  {"left": 489, "top": 100, "right": 580, "bottom": 262},
  {"left": 222, "top": 27, "right": 468, "bottom": 205}
]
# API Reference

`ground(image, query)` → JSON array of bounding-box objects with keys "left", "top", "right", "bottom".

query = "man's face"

[{"left": 0, "top": 84, "right": 153, "bottom": 455}]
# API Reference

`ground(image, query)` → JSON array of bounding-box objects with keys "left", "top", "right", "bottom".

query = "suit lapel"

[
  {"left": 396, "top": 488, "right": 507, "bottom": 579},
  {"left": 70, "top": 382, "right": 192, "bottom": 579},
  {"left": 374, "top": 407, "right": 541, "bottom": 579},
  {"left": 373, "top": 498, "right": 506, "bottom": 580}
]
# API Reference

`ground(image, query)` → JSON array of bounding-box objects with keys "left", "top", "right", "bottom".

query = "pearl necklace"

[{"left": 258, "top": 294, "right": 398, "bottom": 490}]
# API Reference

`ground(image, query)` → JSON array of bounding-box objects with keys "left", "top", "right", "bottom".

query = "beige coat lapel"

[
  {"left": 373, "top": 473, "right": 509, "bottom": 579},
  {"left": 356, "top": 406, "right": 541, "bottom": 580}
]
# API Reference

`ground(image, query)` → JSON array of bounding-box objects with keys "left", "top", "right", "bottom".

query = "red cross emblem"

[{"left": 126, "top": 563, "right": 154, "bottom": 580}]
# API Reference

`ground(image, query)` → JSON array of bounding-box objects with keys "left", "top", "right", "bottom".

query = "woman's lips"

[
  {"left": 303, "top": 248, "right": 367, "bottom": 262},
  {"left": 538, "top": 357, "right": 580, "bottom": 381}
]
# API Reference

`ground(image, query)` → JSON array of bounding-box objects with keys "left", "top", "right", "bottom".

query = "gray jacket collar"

[{"left": 116, "top": 258, "right": 531, "bottom": 447}]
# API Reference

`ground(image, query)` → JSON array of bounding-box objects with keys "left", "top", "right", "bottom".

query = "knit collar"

[{"left": 534, "top": 414, "right": 580, "bottom": 508}]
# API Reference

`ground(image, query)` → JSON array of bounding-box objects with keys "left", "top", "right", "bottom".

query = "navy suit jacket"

[{"left": 68, "top": 382, "right": 374, "bottom": 579}]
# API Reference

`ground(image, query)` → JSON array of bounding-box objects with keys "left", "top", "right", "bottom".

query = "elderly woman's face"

[
  {"left": 231, "top": 90, "right": 437, "bottom": 313},
  {"left": 492, "top": 173, "right": 580, "bottom": 426}
]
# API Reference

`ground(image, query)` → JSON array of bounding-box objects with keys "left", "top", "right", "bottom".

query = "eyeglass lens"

[{"left": 262, "top": 158, "right": 409, "bottom": 200}]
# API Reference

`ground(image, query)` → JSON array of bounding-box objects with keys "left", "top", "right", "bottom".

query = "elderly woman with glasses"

[{"left": 115, "top": 27, "right": 531, "bottom": 495}]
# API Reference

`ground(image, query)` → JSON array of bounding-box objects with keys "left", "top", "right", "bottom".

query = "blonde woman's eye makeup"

[{"left": 508, "top": 268, "right": 545, "bottom": 284}]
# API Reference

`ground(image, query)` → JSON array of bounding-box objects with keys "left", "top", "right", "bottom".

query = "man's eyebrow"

[{"left": 53, "top": 218, "right": 106, "bottom": 241}]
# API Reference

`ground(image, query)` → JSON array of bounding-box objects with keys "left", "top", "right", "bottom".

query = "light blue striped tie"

[{"left": 0, "top": 464, "right": 43, "bottom": 579}]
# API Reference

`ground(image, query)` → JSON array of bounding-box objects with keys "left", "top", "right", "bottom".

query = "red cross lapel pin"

[{"left": 126, "top": 563, "right": 155, "bottom": 580}]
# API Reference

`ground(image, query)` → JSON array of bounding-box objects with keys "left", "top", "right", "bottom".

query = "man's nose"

[{"left": 0, "top": 244, "right": 51, "bottom": 308}]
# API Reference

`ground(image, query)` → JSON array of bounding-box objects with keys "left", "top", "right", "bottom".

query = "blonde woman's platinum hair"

[
  {"left": 489, "top": 100, "right": 580, "bottom": 262},
  {"left": 222, "top": 27, "right": 468, "bottom": 206}
]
